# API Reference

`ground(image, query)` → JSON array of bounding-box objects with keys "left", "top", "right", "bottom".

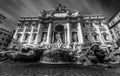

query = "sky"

[{"left": 0, "top": 0, "right": 120, "bottom": 31}]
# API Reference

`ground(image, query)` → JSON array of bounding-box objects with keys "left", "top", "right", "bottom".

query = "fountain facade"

[{"left": 12, "top": 4, "right": 113, "bottom": 53}]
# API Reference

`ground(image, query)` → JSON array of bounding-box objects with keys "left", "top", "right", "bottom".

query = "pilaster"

[
  {"left": 77, "top": 22, "right": 84, "bottom": 44},
  {"left": 28, "top": 25, "right": 34, "bottom": 44},
  {"left": 46, "top": 23, "right": 52, "bottom": 44},
  {"left": 20, "top": 26, "right": 26, "bottom": 43},
  {"left": 66, "top": 22, "right": 71, "bottom": 45},
  {"left": 13, "top": 27, "right": 19, "bottom": 39},
  {"left": 35, "top": 23, "right": 42, "bottom": 44}
]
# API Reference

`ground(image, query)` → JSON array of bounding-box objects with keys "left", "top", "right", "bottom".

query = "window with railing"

[{"left": 102, "top": 32, "right": 109, "bottom": 41}]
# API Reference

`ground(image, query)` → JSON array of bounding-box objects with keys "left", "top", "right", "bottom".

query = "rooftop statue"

[{"left": 55, "top": 4, "right": 68, "bottom": 12}]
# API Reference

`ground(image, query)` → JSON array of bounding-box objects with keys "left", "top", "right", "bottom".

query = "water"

[{"left": 0, "top": 62, "right": 120, "bottom": 76}]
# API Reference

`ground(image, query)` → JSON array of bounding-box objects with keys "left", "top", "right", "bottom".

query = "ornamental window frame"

[
  {"left": 102, "top": 32, "right": 109, "bottom": 41},
  {"left": 84, "top": 34, "right": 89, "bottom": 41},
  {"left": 16, "top": 33, "right": 22, "bottom": 41},
  {"left": 32, "top": 33, "right": 37, "bottom": 41},
  {"left": 92, "top": 32, "right": 99, "bottom": 41},
  {"left": 23, "top": 33, "right": 30, "bottom": 42}
]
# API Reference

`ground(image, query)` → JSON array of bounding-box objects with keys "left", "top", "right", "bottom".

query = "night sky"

[{"left": 0, "top": 0, "right": 120, "bottom": 31}]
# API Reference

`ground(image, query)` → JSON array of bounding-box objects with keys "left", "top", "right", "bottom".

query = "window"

[
  {"left": 35, "top": 24, "right": 38, "bottom": 28},
  {"left": 32, "top": 33, "right": 37, "bottom": 41},
  {"left": 112, "top": 35, "right": 115, "bottom": 39},
  {"left": 103, "top": 34, "right": 108, "bottom": 41},
  {"left": 83, "top": 23, "right": 86, "bottom": 28},
  {"left": 24, "top": 33, "right": 29, "bottom": 41},
  {"left": 43, "top": 24, "right": 49, "bottom": 29},
  {"left": 16, "top": 34, "right": 21, "bottom": 41},
  {"left": 20, "top": 25, "right": 24, "bottom": 28},
  {"left": 84, "top": 34, "right": 88, "bottom": 40},
  {"left": 117, "top": 32, "right": 120, "bottom": 37},
  {"left": 114, "top": 27, "right": 119, "bottom": 32},
  {"left": 99, "top": 22, "right": 103, "bottom": 27},
  {"left": 18, "top": 23, "right": 24, "bottom": 28},
  {"left": 93, "top": 35, "right": 99, "bottom": 41},
  {"left": 72, "top": 23, "right": 77, "bottom": 28},
  {"left": 27, "top": 25, "right": 31, "bottom": 28},
  {"left": 92, "top": 32, "right": 99, "bottom": 41},
  {"left": 91, "top": 22, "right": 95, "bottom": 28},
  {"left": 94, "top": 21, "right": 99, "bottom": 25}
]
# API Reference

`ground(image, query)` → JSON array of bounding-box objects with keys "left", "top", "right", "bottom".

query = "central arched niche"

[
  {"left": 52, "top": 24, "right": 65, "bottom": 43},
  {"left": 55, "top": 25, "right": 64, "bottom": 32}
]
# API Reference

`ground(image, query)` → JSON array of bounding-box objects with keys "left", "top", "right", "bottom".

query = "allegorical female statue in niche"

[
  {"left": 40, "top": 33, "right": 47, "bottom": 46},
  {"left": 72, "top": 33, "right": 78, "bottom": 50},
  {"left": 55, "top": 33, "right": 63, "bottom": 47}
]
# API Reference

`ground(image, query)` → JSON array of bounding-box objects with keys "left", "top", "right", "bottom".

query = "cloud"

[{"left": 0, "top": 0, "right": 119, "bottom": 31}]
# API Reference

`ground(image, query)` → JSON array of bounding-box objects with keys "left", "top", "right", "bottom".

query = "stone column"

[
  {"left": 77, "top": 22, "right": 84, "bottom": 44},
  {"left": 35, "top": 23, "right": 41, "bottom": 44},
  {"left": 66, "top": 22, "right": 71, "bottom": 45},
  {"left": 65, "top": 29, "right": 67, "bottom": 44},
  {"left": 13, "top": 27, "right": 19, "bottom": 39},
  {"left": 20, "top": 26, "right": 26, "bottom": 43},
  {"left": 97, "top": 22, "right": 104, "bottom": 44},
  {"left": 46, "top": 23, "right": 52, "bottom": 44},
  {"left": 28, "top": 25, "right": 34, "bottom": 44}
]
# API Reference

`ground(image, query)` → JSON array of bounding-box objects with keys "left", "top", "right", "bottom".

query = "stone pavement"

[{"left": 0, "top": 62, "right": 120, "bottom": 76}]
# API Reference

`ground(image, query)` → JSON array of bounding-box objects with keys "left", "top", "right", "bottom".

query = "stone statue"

[
  {"left": 55, "top": 4, "right": 67, "bottom": 12},
  {"left": 55, "top": 33, "right": 63, "bottom": 48},
  {"left": 40, "top": 33, "right": 47, "bottom": 46},
  {"left": 72, "top": 33, "right": 78, "bottom": 42},
  {"left": 56, "top": 33, "right": 63, "bottom": 44}
]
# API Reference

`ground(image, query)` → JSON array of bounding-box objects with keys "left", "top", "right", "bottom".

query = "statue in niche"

[
  {"left": 55, "top": 33, "right": 63, "bottom": 48},
  {"left": 72, "top": 32, "right": 78, "bottom": 42},
  {"left": 40, "top": 33, "right": 47, "bottom": 46},
  {"left": 72, "top": 32, "right": 78, "bottom": 50}
]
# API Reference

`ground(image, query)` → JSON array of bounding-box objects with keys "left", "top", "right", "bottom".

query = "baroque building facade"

[
  {"left": 109, "top": 11, "right": 120, "bottom": 41},
  {"left": 0, "top": 14, "right": 13, "bottom": 51},
  {"left": 0, "top": 28, "right": 13, "bottom": 50},
  {"left": 13, "top": 4, "right": 113, "bottom": 50},
  {"left": 108, "top": 11, "right": 120, "bottom": 47}
]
